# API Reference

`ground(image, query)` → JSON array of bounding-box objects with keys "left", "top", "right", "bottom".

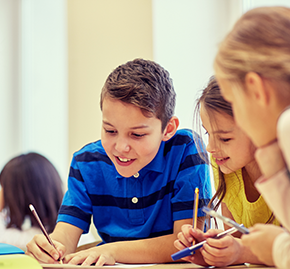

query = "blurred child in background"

[{"left": 0, "top": 152, "right": 63, "bottom": 250}]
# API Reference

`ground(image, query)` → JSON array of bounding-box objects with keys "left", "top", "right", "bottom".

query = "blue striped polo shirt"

[{"left": 57, "top": 129, "right": 211, "bottom": 243}]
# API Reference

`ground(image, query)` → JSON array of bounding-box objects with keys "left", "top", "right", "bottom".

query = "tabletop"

[{"left": 41, "top": 262, "right": 276, "bottom": 269}]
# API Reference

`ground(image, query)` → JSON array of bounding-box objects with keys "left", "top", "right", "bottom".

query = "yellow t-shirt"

[{"left": 212, "top": 158, "right": 280, "bottom": 228}]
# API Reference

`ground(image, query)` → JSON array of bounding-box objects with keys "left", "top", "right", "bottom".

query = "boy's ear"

[
  {"left": 244, "top": 72, "right": 270, "bottom": 106},
  {"left": 162, "top": 116, "right": 179, "bottom": 141}
]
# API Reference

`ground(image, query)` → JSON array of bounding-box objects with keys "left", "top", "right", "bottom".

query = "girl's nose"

[{"left": 206, "top": 137, "right": 216, "bottom": 154}]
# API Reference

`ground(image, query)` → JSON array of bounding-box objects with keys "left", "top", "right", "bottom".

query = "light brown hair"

[{"left": 214, "top": 6, "right": 290, "bottom": 101}]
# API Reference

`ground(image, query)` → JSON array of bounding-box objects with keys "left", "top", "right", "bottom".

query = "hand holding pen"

[
  {"left": 172, "top": 206, "right": 249, "bottom": 262},
  {"left": 28, "top": 204, "right": 63, "bottom": 264}
]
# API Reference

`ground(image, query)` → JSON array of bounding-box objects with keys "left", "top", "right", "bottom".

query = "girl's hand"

[
  {"left": 241, "top": 224, "right": 285, "bottom": 266},
  {"left": 200, "top": 229, "right": 241, "bottom": 267},
  {"left": 64, "top": 245, "right": 116, "bottom": 266}
]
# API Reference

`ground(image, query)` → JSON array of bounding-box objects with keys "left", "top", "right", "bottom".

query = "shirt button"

[
  {"left": 133, "top": 172, "right": 139, "bottom": 178},
  {"left": 132, "top": 197, "right": 138, "bottom": 204}
]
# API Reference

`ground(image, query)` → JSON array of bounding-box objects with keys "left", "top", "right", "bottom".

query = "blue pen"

[{"left": 171, "top": 226, "right": 238, "bottom": 261}]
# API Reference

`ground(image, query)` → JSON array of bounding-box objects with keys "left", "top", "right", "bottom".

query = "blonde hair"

[{"left": 214, "top": 6, "right": 290, "bottom": 92}]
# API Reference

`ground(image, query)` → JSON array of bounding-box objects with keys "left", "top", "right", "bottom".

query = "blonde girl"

[{"left": 214, "top": 6, "right": 290, "bottom": 269}]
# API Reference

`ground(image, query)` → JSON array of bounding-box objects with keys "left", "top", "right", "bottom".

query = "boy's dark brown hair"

[
  {"left": 100, "top": 58, "right": 176, "bottom": 131},
  {"left": 0, "top": 152, "right": 64, "bottom": 233}
]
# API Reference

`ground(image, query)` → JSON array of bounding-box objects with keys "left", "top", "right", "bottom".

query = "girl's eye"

[{"left": 220, "top": 138, "right": 231, "bottom": 142}]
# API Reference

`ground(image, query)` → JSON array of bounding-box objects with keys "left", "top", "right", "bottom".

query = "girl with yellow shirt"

[{"left": 174, "top": 77, "right": 279, "bottom": 267}]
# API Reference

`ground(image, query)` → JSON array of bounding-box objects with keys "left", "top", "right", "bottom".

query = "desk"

[{"left": 42, "top": 263, "right": 276, "bottom": 269}]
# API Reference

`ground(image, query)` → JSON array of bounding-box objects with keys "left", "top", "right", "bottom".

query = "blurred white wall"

[
  {"left": 1, "top": 0, "right": 21, "bottom": 173},
  {"left": 153, "top": 0, "right": 243, "bottom": 131},
  {"left": 2, "top": 0, "right": 290, "bottom": 185},
  {"left": 1, "top": 0, "right": 68, "bottom": 181}
]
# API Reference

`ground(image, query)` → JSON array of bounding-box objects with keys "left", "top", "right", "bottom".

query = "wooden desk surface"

[{"left": 42, "top": 263, "right": 276, "bottom": 269}]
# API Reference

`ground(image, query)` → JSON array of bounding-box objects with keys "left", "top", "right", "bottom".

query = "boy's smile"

[{"left": 101, "top": 97, "right": 167, "bottom": 178}]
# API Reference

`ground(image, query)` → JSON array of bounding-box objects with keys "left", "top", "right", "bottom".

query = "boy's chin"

[{"left": 116, "top": 169, "right": 138, "bottom": 178}]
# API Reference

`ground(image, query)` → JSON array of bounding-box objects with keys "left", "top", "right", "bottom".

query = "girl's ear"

[
  {"left": 244, "top": 72, "right": 270, "bottom": 106},
  {"left": 162, "top": 116, "right": 179, "bottom": 141}
]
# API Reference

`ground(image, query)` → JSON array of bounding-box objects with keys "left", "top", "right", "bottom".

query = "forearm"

[
  {"left": 100, "top": 233, "right": 179, "bottom": 264},
  {"left": 51, "top": 222, "right": 82, "bottom": 255}
]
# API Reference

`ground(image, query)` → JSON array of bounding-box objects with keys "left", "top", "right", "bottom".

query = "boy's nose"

[{"left": 115, "top": 137, "right": 130, "bottom": 153}]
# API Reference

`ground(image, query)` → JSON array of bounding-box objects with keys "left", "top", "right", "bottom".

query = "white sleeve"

[
  {"left": 0, "top": 215, "right": 41, "bottom": 251},
  {"left": 256, "top": 171, "right": 290, "bottom": 231},
  {"left": 277, "top": 108, "right": 290, "bottom": 171},
  {"left": 273, "top": 232, "right": 290, "bottom": 269}
]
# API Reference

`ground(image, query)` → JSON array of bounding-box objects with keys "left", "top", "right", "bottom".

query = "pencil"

[
  {"left": 29, "top": 204, "right": 63, "bottom": 263},
  {"left": 193, "top": 187, "right": 199, "bottom": 229}
]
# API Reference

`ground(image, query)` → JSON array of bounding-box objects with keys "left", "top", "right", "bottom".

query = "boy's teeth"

[{"left": 118, "top": 157, "right": 131, "bottom": 162}]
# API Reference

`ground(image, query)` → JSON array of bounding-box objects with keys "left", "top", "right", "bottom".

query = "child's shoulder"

[
  {"left": 163, "top": 129, "right": 198, "bottom": 155},
  {"left": 73, "top": 139, "right": 106, "bottom": 157},
  {"left": 170, "top": 128, "right": 194, "bottom": 143}
]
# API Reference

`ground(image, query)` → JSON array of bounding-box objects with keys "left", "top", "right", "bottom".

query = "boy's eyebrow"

[{"left": 103, "top": 121, "right": 150, "bottom": 130}]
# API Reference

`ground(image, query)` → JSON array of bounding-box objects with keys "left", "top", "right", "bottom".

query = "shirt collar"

[{"left": 115, "top": 141, "right": 165, "bottom": 179}]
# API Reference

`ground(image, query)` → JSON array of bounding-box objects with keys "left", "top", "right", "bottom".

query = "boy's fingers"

[
  {"left": 174, "top": 239, "right": 187, "bottom": 251},
  {"left": 191, "top": 228, "right": 206, "bottom": 242},
  {"left": 26, "top": 235, "right": 61, "bottom": 263},
  {"left": 177, "top": 231, "right": 193, "bottom": 246}
]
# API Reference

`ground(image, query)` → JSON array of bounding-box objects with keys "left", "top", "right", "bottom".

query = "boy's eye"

[
  {"left": 132, "top": 133, "right": 146, "bottom": 138},
  {"left": 105, "top": 129, "right": 116, "bottom": 134}
]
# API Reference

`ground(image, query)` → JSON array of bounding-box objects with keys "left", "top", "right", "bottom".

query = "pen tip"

[{"left": 29, "top": 204, "right": 34, "bottom": 211}]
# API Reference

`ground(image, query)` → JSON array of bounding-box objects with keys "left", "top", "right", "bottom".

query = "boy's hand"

[
  {"left": 26, "top": 234, "right": 65, "bottom": 264},
  {"left": 200, "top": 229, "right": 241, "bottom": 267},
  {"left": 64, "top": 245, "right": 116, "bottom": 266}
]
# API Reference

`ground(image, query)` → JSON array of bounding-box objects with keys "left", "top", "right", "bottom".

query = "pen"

[
  {"left": 171, "top": 226, "right": 238, "bottom": 261},
  {"left": 202, "top": 206, "right": 250, "bottom": 234},
  {"left": 29, "top": 204, "right": 63, "bottom": 263},
  {"left": 193, "top": 187, "right": 199, "bottom": 229}
]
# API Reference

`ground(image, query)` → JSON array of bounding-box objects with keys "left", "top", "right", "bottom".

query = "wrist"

[{"left": 234, "top": 238, "right": 247, "bottom": 264}]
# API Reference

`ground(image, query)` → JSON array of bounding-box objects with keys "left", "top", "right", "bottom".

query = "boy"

[{"left": 26, "top": 59, "right": 211, "bottom": 266}]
